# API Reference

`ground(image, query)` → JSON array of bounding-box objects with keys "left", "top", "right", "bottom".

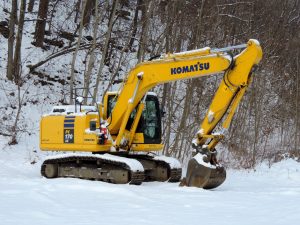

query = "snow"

[
  {"left": 211, "top": 43, "right": 247, "bottom": 53},
  {"left": 147, "top": 91, "right": 157, "bottom": 96},
  {"left": 153, "top": 155, "right": 181, "bottom": 169},
  {"left": 197, "top": 128, "right": 204, "bottom": 135},
  {"left": 208, "top": 110, "right": 214, "bottom": 123},
  {"left": 99, "top": 153, "right": 144, "bottom": 172},
  {"left": 84, "top": 128, "right": 100, "bottom": 133},
  {"left": 172, "top": 47, "right": 210, "bottom": 56},
  {"left": 193, "top": 153, "right": 217, "bottom": 169},
  {"left": 49, "top": 105, "right": 97, "bottom": 114},
  {"left": 250, "top": 39, "right": 261, "bottom": 46},
  {"left": 1, "top": 143, "right": 300, "bottom": 225}
]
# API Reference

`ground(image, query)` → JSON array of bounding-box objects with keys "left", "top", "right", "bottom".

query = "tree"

[
  {"left": 14, "top": 0, "right": 26, "bottom": 83},
  {"left": 7, "top": 0, "right": 17, "bottom": 81},
  {"left": 83, "top": 0, "right": 96, "bottom": 27},
  {"left": 137, "top": 0, "right": 154, "bottom": 63},
  {"left": 83, "top": 0, "right": 103, "bottom": 103},
  {"left": 92, "top": 0, "right": 119, "bottom": 103},
  {"left": 69, "top": 0, "right": 87, "bottom": 104},
  {"left": 28, "top": 0, "right": 35, "bottom": 12},
  {"left": 34, "top": 0, "right": 49, "bottom": 47},
  {"left": 128, "top": 0, "right": 141, "bottom": 50}
]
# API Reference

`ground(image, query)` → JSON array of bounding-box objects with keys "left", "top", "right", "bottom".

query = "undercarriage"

[{"left": 41, "top": 153, "right": 182, "bottom": 185}]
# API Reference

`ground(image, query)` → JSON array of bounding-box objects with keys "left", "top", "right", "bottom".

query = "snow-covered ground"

[{"left": 0, "top": 137, "right": 299, "bottom": 225}]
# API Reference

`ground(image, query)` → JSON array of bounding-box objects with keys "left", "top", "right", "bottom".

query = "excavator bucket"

[{"left": 183, "top": 153, "right": 226, "bottom": 189}]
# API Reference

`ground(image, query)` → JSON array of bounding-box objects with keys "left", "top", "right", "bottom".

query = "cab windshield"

[{"left": 126, "top": 95, "right": 162, "bottom": 144}]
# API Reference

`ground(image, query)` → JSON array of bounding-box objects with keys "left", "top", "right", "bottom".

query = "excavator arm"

[
  {"left": 107, "top": 39, "right": 262, "bottom": 189},
  {"left": 109, "top": 40, "right": 262, "bottom": 153}
]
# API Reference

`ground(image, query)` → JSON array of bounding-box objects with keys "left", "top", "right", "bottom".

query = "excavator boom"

[{"left": 109, "top": 39, "right": 262, "bottom": 151}]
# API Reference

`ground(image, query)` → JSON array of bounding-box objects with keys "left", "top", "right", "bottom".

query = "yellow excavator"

[{"left": 40, "top": 39, "right": 262, "bottom": 189}]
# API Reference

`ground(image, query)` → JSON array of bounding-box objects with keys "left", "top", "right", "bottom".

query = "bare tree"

[
  {"left": 47, "top": 0, "right": 60, "bottom": 34},
  {"left": 69, "top": 0, "right": 87, "bottom": 104},
  {"left": 74, "top": 0, "right": 82, "bottom": 24},
  {"left": 28, "top": 0, "right": 35, "bottom": 12},
  {"left": 7, "top": 0, "right": 18, "bottom": 81},
  {"left": 128, "top": 0, "right": 141, "bottom": 50},
  {"left": 83, "top": 0, "right": 106, "bottom": 103},
  {"left": 83, "top": 0, "right": 96, "bottom": 27},
  {"left": 294, "top": 49, "right": 299, "bottom": 151},
  {"left": 92, "top": 0, "right": 119, "bottom": 103},
  {"left": 137, "top": 0, "right": 154, "bottom": 63},
  {"left": 9, "top": 82, "right": 24, "bottom": 145},
  {"left": 14, "top": 0, "right": 26, "bottom": 83},
  {"left": 34, "top": 0, "right": 49, "bottom": 47}
]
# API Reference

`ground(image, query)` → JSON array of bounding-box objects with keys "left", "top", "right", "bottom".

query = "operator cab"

[{"left": 106, "top": 92, "right": 162, "bottom": 144}]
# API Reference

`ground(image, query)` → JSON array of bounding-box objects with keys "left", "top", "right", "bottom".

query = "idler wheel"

[{"left": 44, "top": 163, "right": 58, "bottom": 178}]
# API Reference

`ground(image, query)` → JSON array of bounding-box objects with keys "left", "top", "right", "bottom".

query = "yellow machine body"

[{"left": 40, "top": 113, "right": 163, "bottom": 152}]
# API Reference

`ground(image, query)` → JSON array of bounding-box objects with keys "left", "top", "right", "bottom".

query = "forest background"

[{"left": 0, "top": 0, "right": 299, "bottom": 168}]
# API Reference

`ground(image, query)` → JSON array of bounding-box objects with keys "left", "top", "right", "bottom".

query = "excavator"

[{"left": 40, "top": 39, "right": 262, "bottom": 189}]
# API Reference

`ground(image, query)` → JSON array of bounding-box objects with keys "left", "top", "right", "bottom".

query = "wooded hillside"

[{"left": 0, "top": 0, "right": 299, "bottom": 167}]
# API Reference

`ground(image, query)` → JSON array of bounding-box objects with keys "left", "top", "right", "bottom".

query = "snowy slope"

[{"left": 0, "top": 141, "right": 299, "bottom": 225}]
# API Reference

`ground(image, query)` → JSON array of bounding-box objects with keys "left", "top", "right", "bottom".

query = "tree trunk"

[
  {"left": 128, "top": 0, "right": 140, "bottom": 50},
  {"left": 92, "top": 0, "right": 119, "bottom": 103},
  {"left": 169, "top": 81, "right": 194, "bottom": 156},
  {"left": 83, "top": 0, "right": 104, "bottom": 104},
  {"left": 47, "top": 0, "right": 60, "bottom": 34},
  {"left": 28, "top": 0, "right": 35, "bottom": 12},
  {"left": 101, "top": 21, "right": 135, "bottom": 103},
  {"left": 74, "top": 0, "right": 82, "bottom": 24},
  {"left": 69, "top": 0, "right": 87, "bottom": 104},
  {"left": 7, "top": 0, "right": 17, "bottom": 81},
  {"left": 295, "top": 49, "right": 299, "bottom": 151},
  {"left": 14, "top": 0, "right": 26, "bottom": 83},
  {"left": 83, "top": 0, "right": 95, "bottom": 28},
  {"left": 137, "top": 0, "right": 154, "bottom": 63},
  {"left": 9, "top": 84, "right": 22, "bottom": 145},
  {"left": 34, "top": 0, "right": 49, "bottom": 48},
  {"left": 163, "top": 82, "right": 178, "bottom": 155},
  {"left": 161, "top": 0, "right": 174, "bottom": 154},
  {"left": 195, "top": 0, "right": 205, "bottom": 47}
]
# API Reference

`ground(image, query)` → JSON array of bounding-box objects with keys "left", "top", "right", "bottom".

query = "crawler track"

[{"left": 41, "top": 155, "right": 144, "bottom": 185}]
